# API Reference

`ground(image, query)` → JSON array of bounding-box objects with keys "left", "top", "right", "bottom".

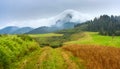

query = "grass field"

[
  {"left": 16, "top": 47, "right": 85, "bottom": 69},
  {"left": 29, "top": 33, "right": 65, "bottom": 48},
  {"left": 65, "top": 32, "right": 120, "bottom": 47},
  {"left": 1, "top": 32, "right": 120, "bottom": 69},
  {"left": 29, "top": 33, "right": 63, "bottom": 38}
]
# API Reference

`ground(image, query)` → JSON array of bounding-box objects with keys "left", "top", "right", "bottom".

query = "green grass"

[
  {"left": 15, "top": 47, "right": 84, "bottom": 69},
  {"left": 65, "top": 32, "right": 120, "bottom": 47},
  {"left": 29, "top": 33, "right": 64, "bottom": 48},
  {"left": 1, "top": 32, "right": 120, "bottom": 69},
  {"left": 29, "top": 33, "right": 63, "bottom": 38}
]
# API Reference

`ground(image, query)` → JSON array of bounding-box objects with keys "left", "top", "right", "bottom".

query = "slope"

[
  {"left": 13, "top": 27, "right": 33, "bottom": 34},
  {"left": 64, "top": 32, "right": 120, "bottom": 47},
  {"left": 0, "top": 26, "right": 19, "bottom": 34}
]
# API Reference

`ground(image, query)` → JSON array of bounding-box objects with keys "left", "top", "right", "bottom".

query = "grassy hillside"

[
  {"left": 65, "top": 32, "right": 120, "bottom": 47},
  {"left": 0, "top": 34, "right": 40, "bottom": 69}
]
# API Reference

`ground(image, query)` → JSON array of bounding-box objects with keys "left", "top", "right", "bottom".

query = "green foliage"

[
  {"left": 29, "top": 28, "right": 83, "bottom": 48},
  {"left": 33, "top": 36, "right": 63, "bottom": 48},
  {"left": 17, "top": 34, "right": 33, "bottom": 41},
  {"left": 0, "top": 35, "right": 40, "bottom": 69},
  {"left": 31, "top": 31, "right": 82, "bottom": 48}
]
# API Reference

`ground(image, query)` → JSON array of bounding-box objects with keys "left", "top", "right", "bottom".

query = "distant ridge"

[
  {"left": 13, "top": 27, "right": 33, "bottom": 34},
  {"left": 0, "top": 26, "right": 19, "bottom": 34},
  {"left": 0, "top": 26, "right": 33, "bottom": 34}
]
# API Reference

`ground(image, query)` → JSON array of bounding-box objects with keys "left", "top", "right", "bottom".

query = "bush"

[
  {"left": 17, "top": 34, "right": 33, "bottom": 41},
  {"left": 0, "top": 35, "right": 40, "bottom": 69},
  {"left": 50, "top": 41, "right": 63, "bottom": 48}
]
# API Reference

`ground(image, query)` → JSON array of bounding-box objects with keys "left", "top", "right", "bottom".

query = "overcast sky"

[{"left": 0, "top": 0, "right": 120, "bottom": 28}]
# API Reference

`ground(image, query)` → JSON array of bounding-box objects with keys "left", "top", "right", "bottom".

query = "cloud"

[
  {"left": 0, "top": 9, "right": 91, "bottom": 29},
  {"left": 0, "top": 0, "right": 120, "bottom": 29},
  {"left": 0, "top": 18, "right": 54, "bottom": 28}
]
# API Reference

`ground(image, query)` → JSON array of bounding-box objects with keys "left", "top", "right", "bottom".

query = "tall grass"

[{"left": 63, "top": 44, "right": 120, "bottom": 69}]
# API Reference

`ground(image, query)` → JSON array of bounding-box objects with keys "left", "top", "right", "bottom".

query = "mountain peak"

[{"left": 53, "top": 9, "right": 90, "bottom": 25}]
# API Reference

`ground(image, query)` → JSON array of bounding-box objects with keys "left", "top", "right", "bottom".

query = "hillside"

[
  {"left": 64, "top": 32, "right": 120, "bottom": 47},
  {"left": 0, "top": 27, "right": 33, "bottom": 34},
  {"left": 13, "top": 27, "right": 33, "bottom": 34},
  {"left": 0, "top": 26, "right": 19, "bottom": 34},
  {"left": 0, "top": 34, "right": 40, "bottom": 69}
]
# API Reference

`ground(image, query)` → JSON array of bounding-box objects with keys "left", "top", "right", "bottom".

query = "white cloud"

[{"left": 0, "top": 9, "right": 93, "bottom": 29}]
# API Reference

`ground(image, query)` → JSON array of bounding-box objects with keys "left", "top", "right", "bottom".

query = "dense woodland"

[{"left": 75, "top": 15, "right": 120, "bottom": 36}]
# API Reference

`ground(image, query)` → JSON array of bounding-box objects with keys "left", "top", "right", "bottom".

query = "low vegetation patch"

[{"left": 30, "top": 33, "right": 75, "bottom": 48}]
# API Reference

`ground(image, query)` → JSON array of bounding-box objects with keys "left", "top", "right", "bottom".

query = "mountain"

[
  {"left": 53, "top": 9, "right": 90, "bottom": 23},
  {"left": 27, "top": 26, "right": 56, "bottom": 34},
  {"left": 0, "top": 26, "right": 33, "bottom": 34},
  {"left": 13, "top": 27, "right": 33, "bottom": 34},
  {"left": 27, "top": 10, "right": 87, "bottom": 34},
  {"left": 0, "top": 26, "right": 19, "bottom": 34}
]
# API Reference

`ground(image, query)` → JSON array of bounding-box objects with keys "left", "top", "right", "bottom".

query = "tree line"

[{"left": 75, "top": 15, "right": 120, "bottom": 36}]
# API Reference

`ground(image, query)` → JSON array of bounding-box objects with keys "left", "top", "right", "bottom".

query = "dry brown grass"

[{"left": 62, "top": 44, "right": 120, "bottom": 69}]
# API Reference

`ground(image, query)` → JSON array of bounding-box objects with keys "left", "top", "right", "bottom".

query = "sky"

[{"left": 0, "top": 0, "right": 120, "bottom": 29}]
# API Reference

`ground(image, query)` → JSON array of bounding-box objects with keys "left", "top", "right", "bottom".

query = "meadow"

[
  {"left": 65, "top": 32, "right": 120, "bottom": 47},
  {"left": 29, "top": 33, "right": 68, "bottom": 48},
  {"left": 29, "top": 33, "right": 63, "bottom": 38},
  {"left": 0, "top": 32, "right": 120, "bottom": 69}
]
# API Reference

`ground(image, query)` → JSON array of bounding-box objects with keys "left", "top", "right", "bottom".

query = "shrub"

[{"left": 0, "top": 35, "right": 40, "bottom": 69}]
